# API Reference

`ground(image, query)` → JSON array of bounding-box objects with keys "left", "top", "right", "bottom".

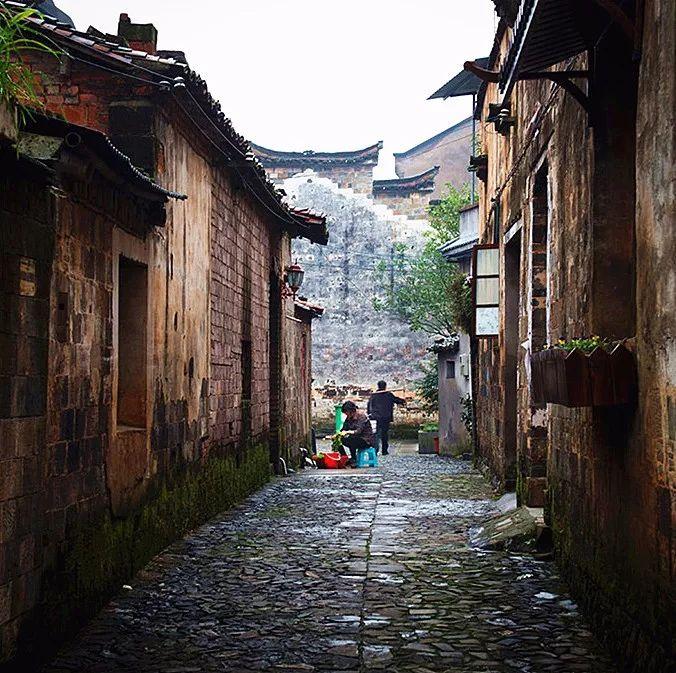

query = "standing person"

[
  {"left": 367, "top": 381, "right": 406, "bottom": 455},
  {"left": 340, "top": 401, "right": 376, "bottom": 465}
]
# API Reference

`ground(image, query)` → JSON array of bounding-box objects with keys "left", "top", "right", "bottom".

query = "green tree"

[
  {"left": 373, "top": 183, "right": 473, "bottom": 339},
  {"left": 427, "top": 183, "right": 471, "bottom": 249}
]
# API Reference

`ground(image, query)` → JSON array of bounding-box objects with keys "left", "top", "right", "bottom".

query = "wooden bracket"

[
  {"left": 464, "top": 60, "right": 500, "bottom": 83},
  {"left": 519, "top": 71, "right": 592, "bottom": 117}
]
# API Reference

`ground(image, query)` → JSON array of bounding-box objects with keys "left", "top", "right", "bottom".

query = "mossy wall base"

[
  {"left": 7, "top": 446, "right": 270, "bottom": 672},
  {"left": 550, "top": 477, "right": 675, "bottom": 673}
]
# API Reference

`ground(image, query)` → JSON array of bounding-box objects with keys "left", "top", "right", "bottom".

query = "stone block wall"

[
  {"left": 0, "top": 162, "right": 54, "bottom": 659},
  {"left": 283, "top": 174, "right": 430, "bottom": 392}
]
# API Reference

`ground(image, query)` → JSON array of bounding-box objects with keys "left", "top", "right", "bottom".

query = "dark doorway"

[
  {"left": 117, "top": 256, "right": 148, "bottom": 429},
  {"left": 503, "top": 227, "right": 521, "bottom": 490}
]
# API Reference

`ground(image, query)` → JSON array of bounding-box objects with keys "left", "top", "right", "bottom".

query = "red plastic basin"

[{"left": 323, "top": 452, "right": 348, "bottom": 469}]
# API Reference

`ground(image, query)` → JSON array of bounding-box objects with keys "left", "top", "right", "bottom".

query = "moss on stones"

[{"left": 15, "top": 445, "right": 271, "bottom": 670}]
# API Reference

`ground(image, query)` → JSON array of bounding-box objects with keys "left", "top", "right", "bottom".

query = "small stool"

[{"left": 357, "top": 446, "right": 378, "bottom": 468}]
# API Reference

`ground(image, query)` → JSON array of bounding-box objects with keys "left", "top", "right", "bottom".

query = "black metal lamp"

[{"left": 283, "top": 263, "right": 305, "bottom": 300}]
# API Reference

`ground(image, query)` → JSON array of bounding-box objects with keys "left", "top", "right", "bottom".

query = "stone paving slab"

[{"left": 43, "top": 451, "right": 616, "bottom": 673}]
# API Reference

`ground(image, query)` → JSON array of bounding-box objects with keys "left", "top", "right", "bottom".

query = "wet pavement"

[{"left": 45, "top": 443, "right": 616, "bottom": 672}]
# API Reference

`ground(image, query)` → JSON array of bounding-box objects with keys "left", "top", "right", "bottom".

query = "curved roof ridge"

[
  {"left": 373, "top": 166, "right": 439, "bottom": 193},
  {"left": 251, "top": 141, "right": 383, "bottom": 166}
]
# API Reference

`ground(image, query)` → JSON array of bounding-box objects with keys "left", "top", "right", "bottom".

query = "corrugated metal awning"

[
  {"left": 501, "top": 0, "right": 587, "bottom": 94},
  {"left": 429, "top": 58, "right": 489, "bottom": 100}
]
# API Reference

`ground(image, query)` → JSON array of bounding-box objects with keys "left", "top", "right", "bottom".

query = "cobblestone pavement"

[{"left": 45, "top": 447, "right": 616, "bottom": 673}]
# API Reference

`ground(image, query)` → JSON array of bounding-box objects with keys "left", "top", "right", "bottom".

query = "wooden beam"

[
  {"left": 590, "top": 0, "right": 636, "bottom": 41},
  {"left": 463, "top": 60, "right": 500, "bottom": 83}
]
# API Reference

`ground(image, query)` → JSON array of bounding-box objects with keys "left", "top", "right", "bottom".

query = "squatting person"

[
  {"left": 340, "top": 400, "right": 376, "bottom": 464},
  {"left": 367, "top": 380, "right": 405, "bottom": 455}
]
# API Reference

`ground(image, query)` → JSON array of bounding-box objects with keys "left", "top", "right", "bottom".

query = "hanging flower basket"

[{"left": 530, "top": 342, "right": 636, "bottom": 407}]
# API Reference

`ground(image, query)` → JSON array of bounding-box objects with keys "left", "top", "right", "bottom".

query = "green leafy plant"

[
  {"left": 547, "top": 336, "right": 613, "bottom": 354},
  {"left": 0, "top": 3, "right": 60, "bottom": 121},
  {"left": 373, "top": 184, "right": 473, "bottom": 339},
  {"left": 427, "top": 183, "right": 472, "bottom": 246},
  {"left": 460, "top": 393, "right": 473, "bottom": 435},
  {"left": 331, "top": 433, "right": 344, "bottom": 452},
  {"left": 419, "top": 422, "right": 439, "bottom": 432}
]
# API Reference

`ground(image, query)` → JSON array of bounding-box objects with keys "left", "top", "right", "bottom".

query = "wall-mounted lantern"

[
  {"left": 282, "top": 262, "right": 305, "bottom": 300},
  {"left": 487, "top": 102, "right": 515, "bottom": 135}
]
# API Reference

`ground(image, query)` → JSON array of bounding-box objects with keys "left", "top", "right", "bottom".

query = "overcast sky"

[{"left": 57, "top": 1, "right": 496, "bottom": 177}]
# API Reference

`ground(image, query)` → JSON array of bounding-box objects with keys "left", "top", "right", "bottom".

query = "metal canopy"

[
  {"left": 429, "top": 57, "right": 489, "bottom": 100},
  {"left": 501, "top": 0, "right": 587, "bottom": 94}
]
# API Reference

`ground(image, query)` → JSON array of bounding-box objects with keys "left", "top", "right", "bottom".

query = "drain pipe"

[{"left": 278, "top": 457, "right": 288, "bottom": 476}]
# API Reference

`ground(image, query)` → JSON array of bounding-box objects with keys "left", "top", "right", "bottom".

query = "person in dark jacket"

[
  {"left": 340, "top": 401, "right": 376, "bottom": 463},
  {"left": 367, "top": 381, "right": 405, "bottom": 455}
]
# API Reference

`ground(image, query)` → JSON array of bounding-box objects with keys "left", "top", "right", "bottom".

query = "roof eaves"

[
  {"left": 22, "top": 112, "right": 187, "bottom": 202},
  {"left": 12, "top": 2, "right": 314, "bottom": 235},
  {"left": 373, "top": 166, "right": 439, "bottom": 193},
  {"left": 251, "top": 141, "right": 383, "bottom": 167}
]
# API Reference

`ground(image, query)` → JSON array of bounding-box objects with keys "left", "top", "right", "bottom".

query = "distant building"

[
  {"left": 394, "top": 117, "right": 474, "bottom": 199},
  {"left": 251, "top": 142, "right": 383, "bottom": 195},
  {"left": 252, "top": 143, "right": 434, "bottom": 423},
  {"left": 372, "top": 166, "right": 439, "bottom": 219},
  {"left": 436, "top": 204, "right": 478, "bottom": 454}
]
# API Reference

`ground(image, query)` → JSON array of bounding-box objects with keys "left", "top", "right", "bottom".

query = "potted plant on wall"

[{"left": 530, "top": 337, "right": 636, "bottom": 407}]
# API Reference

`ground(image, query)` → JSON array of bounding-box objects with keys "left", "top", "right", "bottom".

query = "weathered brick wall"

[
  {"left": 281, "top": 313, "right": 313, "bottom": 458},
  {"left": 477, "top": 8, "right": 674, "bottom": 669},
  {"left": 0, "top": 160, "right": 164, "bottom": 661},
  {"left": 0, "top": 162, "right": 54, "bottom": 660},
  {"left": 25, "top": 52, "right": 145, "bottom": 134},
  {"left": 209, "top": 168, "right": 274, "bottom": 451},
  {"left": 372, "top": 190, "right": 431, "bottom": 219},
  {"left": 475, "top": 36, "right": 592, "bottom": 499}
]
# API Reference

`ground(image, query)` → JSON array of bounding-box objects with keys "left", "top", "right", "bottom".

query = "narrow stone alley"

[{"left": 45, "top": 446, "right": 615, "bottom": 673}]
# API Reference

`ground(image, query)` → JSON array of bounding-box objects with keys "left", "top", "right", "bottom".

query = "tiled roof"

[
  {"left": 290, "top": 208, "right": 329, "bottom": 245},
  {"left": 21, "top": 112, "right": 187, "bottom": 202},
  {"left": 372, "top": 166, "right": 439, "bottom": 194},
  {"left": 6, "top": 2, "right": 326, "bottom": 242},
  {"left": 294, "top": 298, "right": 325, "bottom": 319},
  {"left": 438, "top": 234, "right": 479, "bottom": 262},
  {"left": 251, "top": 142, "right": 383, "bottom": 167}
]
